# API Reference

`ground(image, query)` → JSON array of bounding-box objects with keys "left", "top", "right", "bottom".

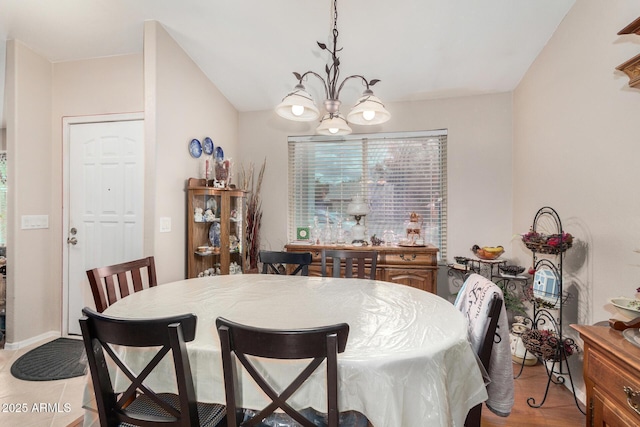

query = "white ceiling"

[{"left": 0, "top": 0, "right": 575, "bottom": 122}]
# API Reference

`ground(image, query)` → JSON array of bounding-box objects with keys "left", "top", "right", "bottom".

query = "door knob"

[{"left": 67, "top": 237, "right": 78, "bottom": 245}]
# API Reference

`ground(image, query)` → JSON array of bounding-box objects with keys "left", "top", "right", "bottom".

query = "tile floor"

[{"left": 0, "top": 337, "right": 87, "bottom": 426}]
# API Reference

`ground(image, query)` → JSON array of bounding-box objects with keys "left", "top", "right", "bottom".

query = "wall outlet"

[{"left": 159, "top": 217, "right": 171, "bottom": 233}]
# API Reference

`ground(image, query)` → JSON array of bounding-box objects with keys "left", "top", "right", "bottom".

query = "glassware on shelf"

[
  {"left": 383, "top": 230, "right": 396, "bottom": 246},
  {"left": 323, "top": 211, "right": 333, "bottom": 244},
  {"left": 311, "top": 216, "right": 322, "bottom": 245},
  {"left": 336, "top": 218, "right": 346, "bottom": 244}
]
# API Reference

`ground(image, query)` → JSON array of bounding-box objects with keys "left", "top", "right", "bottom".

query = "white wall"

[
  {"left": 239, "top": 93, "right": 515, "bottom": 272},
  {"left": 512, "top": 0, "right": 640, "bottom": 401},
  {"left": 5, "top": 40, "right": 55, "bottom": 344},
  {"left": 144, "top": 21, "right": 239, "bottom": 283},
  {"left": 4, "top": 46, "right": 144, "bottom": 345},
  {"left": 4, "top": 21, "right": 239, "bottom": 345},
  {"left": 513, "top": 0, "right": 640, "bottom": 326}
]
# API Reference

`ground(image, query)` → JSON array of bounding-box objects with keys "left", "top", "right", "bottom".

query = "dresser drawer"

[
  {"left": 589, "top": 347, "right": 640, "bottom": 418},
  {"left": 382, "top": 252, "right": 437, "bottom": 266}
]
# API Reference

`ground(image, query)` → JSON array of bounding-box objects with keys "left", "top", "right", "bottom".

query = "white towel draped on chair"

[{"left": 455, "top": 274, "right": 514, "bottom": 417}]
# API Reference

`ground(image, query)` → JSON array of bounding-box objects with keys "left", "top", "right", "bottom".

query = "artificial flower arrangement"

[
  {"left": 521, "top": 229, "right": 573, "bottom": 254},
  {"left": 521, "top": 328, "right": 579, "bottom": 361}
]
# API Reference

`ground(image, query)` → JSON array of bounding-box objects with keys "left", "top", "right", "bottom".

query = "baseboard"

[{"left": 3, "top": 331, "right": 60, "bottom": 350}]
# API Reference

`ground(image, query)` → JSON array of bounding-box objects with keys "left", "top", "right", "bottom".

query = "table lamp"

[{"left": 346, "top": 195, "right": 370, "bottom": 244}]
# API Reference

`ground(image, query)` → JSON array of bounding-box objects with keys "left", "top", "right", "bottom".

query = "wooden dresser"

[
  {"left": 284, "top": 243, "right": 439, "bottom": 293},
  {"left": 572, "top": 325, "right": 640, "bottom": 426}
]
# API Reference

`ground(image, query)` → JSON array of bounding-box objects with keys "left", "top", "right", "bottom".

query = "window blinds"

[{"left": 288, "top": 130, "right": 447, "bottom": 259}]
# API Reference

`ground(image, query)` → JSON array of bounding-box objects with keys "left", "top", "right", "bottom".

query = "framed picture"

[{"left": 296, "top": 227, "right": 310, "bottom": 240}]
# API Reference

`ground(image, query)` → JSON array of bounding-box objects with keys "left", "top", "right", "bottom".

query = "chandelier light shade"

[
  {"left": 276, "top": 0, "right": 390, "bottom": 135},
  {"left": 275, "top": 84, "right": 320, "bottom": 121},
  {"left": 347, "top": 89, "right": 392, "bottom": 125},
  {"left": 316, "top": 113, "right": 352, "bottom": 136}
]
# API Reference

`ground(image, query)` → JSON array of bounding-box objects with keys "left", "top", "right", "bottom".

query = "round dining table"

[{"left": 83, "top": 274, "right": 487, "bottom": 427}]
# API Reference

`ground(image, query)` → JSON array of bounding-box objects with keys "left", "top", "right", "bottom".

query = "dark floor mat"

[{"left": 10, "top": 338, "right": 86, "bottom": 381}]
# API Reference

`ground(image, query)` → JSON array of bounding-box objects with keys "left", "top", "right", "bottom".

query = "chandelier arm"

[
  {"left": 336, "top": 75, "right": 370, "bottom": 99},
  {"left": 298, "top": 71, "right": 331, "bottom": 101}
]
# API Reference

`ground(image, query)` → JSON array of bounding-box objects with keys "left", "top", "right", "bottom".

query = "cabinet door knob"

[{"left": 623, "top": 385, "right": 640, "bottom": 415}]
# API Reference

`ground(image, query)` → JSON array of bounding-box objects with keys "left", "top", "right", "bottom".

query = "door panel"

[{"left": 66, "top": 119, "right": 144, "bottom": 335}]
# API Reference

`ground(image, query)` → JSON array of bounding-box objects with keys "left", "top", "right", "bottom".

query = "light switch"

[
  {"left": 160, "top": 217, "right": 171, "bottom": 233},
  {"left": 21, "top": 215, "right": 49, "bottom": 229}
]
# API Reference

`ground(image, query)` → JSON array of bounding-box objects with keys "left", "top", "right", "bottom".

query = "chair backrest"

[
  {"left": 464, "top": 293, "right": 502, "bottom": 427},
  {"left": 456, "top": 276, "right": 504, "bottom": 427},
  {"left": 216, "top": 317, "right": 349, "bottom": 427},
  {"left": 86, "top": 256, "right": 158, "bottom": 312},
  {"left": 477, "top": 294, "right": 503, "bottom": 369},
  {"left": 259, "top": 250, "right": 313, "bottom": 276},
  {"left": 320, "top": 249, "right": 377, "bottom": 280},
  {"left": 79, "top": 307, "right": 199, "bottom": 427}
]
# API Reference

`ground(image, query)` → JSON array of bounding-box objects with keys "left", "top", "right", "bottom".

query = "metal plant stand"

[{"left": 519, "top": 206, "right": 585, "bottom": 414}]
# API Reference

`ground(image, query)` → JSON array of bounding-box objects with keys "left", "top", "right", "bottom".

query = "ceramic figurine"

[
  {"left": 406, "top": 212, "right": 422, "bottom": 245},
  {"left": 194, "top": 207, "right": 204, "bottom": 222},
  {"left": 204, "top": 209, "right": 215, "bottom": 222},
  {"left": 206, "top": 197, "right": 217, "bottom": 213}
]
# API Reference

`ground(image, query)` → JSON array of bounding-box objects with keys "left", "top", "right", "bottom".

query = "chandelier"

[{"left": 275, "top": 0, "right": 391, "bottom": 136}]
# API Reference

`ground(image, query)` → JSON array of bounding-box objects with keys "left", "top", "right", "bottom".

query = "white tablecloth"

[{"left": 83, "top": 275, "right": 487, "bottom": 427}]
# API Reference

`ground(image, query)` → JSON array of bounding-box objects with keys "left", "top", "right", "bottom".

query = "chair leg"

[{"left": 465, "top": 403, "right": 482, "bottom": 427}]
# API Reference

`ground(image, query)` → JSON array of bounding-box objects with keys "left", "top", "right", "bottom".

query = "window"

[{"left": 288, "top": 130, "right": 447, "bottom": 259}]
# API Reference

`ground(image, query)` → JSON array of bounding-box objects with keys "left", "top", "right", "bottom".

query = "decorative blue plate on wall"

[
  {"left": 202, "top": 137, "right": 214, "bottom": 155},
  {"left": 189, "top": 139, "right": 202, "bottom": 158},
  {"left": 215, "top": 146, "right": 224, "bottom": 161}
]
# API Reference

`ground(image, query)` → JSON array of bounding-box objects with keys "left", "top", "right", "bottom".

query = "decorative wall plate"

[
  {"left": 189, "top": 139, "right": 202, "bottom": 158},
  {"left": 215, "top": 146, "right": 224, "bottom": 161},
  {"left": 202, "top": 137, "right": 214, "bottom": 155}
]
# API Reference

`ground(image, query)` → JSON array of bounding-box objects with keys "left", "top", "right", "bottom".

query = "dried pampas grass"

[{"left": 240, "top": 158, "right": 266, "bottom": 271}]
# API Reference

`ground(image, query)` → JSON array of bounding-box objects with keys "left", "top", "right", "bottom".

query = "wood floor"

[
  {"left": 482, "top": 362, "right": 586, "bottom": 426},
  {"left": 67, "top": 362, "right": 586, "bottom": 427}
]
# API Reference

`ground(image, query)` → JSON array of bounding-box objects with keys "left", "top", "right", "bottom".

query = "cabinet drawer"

[
  {"left": 383, "top": 268, "right": 435, "bottom": 293},
  {"left": 589, "top": 348, "right": 640, "bottom": 418},
  {"left": 383, "top": 252, "right": 436, "bottom": 266}
]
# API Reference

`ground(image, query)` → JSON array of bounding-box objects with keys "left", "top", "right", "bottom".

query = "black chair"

[
  {"left": 464, "top": 293, "right": 503, "bottom": 427},
  {"left": 464, "top": 276, "right": 503, "bottom": 427},
  {"left": 259, "top": 250, "right": 313, "bottom": 276},
  {"left": 80, "top": 307, "right": 226, "bottom": 427},
  {"left": 86, "top": 256, "right": 158, "bottom": 312},
  {"left": 216, "top": 317, "right": 350, "bottom": 427},
  {"left": 320, "top": 249, "right": 377, "bottom": 280}
]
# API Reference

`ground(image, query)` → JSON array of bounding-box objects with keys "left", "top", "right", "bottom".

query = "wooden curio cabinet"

[{"left": 186, "top": 178, "right": 245, "bottom": 278}]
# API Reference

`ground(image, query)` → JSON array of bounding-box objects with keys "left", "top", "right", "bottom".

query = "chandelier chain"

[{"left": 278, "top": 0, "right": 390, "bottom": 133}]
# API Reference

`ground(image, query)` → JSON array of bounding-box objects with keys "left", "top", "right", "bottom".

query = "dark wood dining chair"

[
  {"left": 464, "top": 293, "right": 503, "bottom": 427},
  {"left": 216, "top": 317, "right": 350, "bottom": 427},
  {"left": 259, "top": 250, "right": 313, "bottom": 276},
  {"left": 80, "top": 307, "right": 226, "bottom": 427},
  {"left": 86, "top": 256, "right": 158, "bottom": 312},
  {"left": 320, "top": 249, "right": 377, "bottom": 279}
]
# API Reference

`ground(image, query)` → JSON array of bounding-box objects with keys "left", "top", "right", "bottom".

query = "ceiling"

[{"left": 0, "top": 0, "right": 575, "bottom": 124}]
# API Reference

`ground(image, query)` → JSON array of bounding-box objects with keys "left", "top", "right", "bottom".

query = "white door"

[{"left": 65, "top": 118, "right": 144, "bottom": 335}]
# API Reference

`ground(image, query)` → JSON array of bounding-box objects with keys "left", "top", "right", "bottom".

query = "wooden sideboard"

[
  {"left": 284, "top": 243, "right": 439, "bottom": 293},
  {"left": 572, "top": 324, "right": 640, "bottom": 426}
]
